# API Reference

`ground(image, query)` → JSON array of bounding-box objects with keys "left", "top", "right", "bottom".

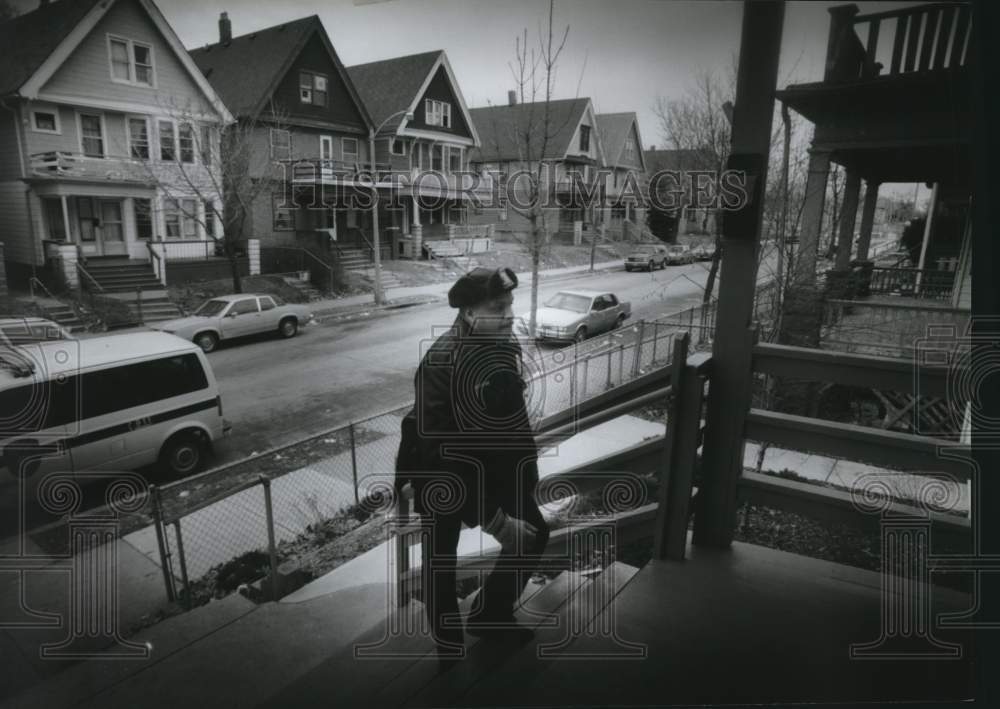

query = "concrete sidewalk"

[{"left": 309, "top": 258, "right": 625, "bottom": 318}]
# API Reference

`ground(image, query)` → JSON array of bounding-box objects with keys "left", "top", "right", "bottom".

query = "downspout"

[{"left": 914, "top": 182, "right": 938, "bottom": 295}]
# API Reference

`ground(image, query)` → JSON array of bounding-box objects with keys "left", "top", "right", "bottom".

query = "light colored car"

[
  {"left": 625, "top": 244, "right": 670, "bottom": 272},
  {"left": 665, "top": 244, "right": 694, "bottom": 265},
  {"left": 0, "top": 317, "right": 73, "bottom": 348},
  {"left": 692, "top": 243, "right": 716, "bottom": 261},
  {"left": 522, "top": 289, "right": 631, "bottom": 344},
  {"left": 150, "top": 294, "right": 314, "bottom": 353}
]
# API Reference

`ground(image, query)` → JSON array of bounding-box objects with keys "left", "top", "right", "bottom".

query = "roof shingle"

[
  {"left": 0, "top": 0, "right": 103, "bottom": 97},
  {"left": 189, "top": 16, "right": 318, "bottom": 117},
  {"left": 468, "top": 98, "right": 589, "bottom": 163},
  {"left": 346, "top": 51, "right": 442, "bottom": 133}
]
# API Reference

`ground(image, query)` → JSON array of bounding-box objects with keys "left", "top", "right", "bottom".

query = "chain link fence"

[{"left": 149, "top": 282, "right": 778, "bottom": 607}]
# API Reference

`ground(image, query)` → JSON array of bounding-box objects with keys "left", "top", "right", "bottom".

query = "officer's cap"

[{"left": 448, "top": 267, "right": 518, "bottom": 308}]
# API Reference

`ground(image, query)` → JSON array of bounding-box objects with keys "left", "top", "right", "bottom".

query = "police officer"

[{"left": 396, "top": 267, "right": 549, "bottom": 653}]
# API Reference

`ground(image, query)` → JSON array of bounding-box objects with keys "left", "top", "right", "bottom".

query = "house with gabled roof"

[
  {"left": 190, "top": 12, "right": 376, "bottom": 266},
  {"left": 644, "top": 147, "right": 718, "bottom": 237},
  {"left": 596, "top": 111, "right": 648, "bottom": 235},
  {"left": 468, "top": 96, "right": 609, "bottom": 240},
  {"left": 0, "top": 0, "right": 234, "bottom": 293},
  {"left": 346, "top": 49, "right": 484, "bottom": 259}
]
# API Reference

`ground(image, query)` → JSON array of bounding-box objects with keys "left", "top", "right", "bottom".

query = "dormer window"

[
  {"left": 579, "top": 125, "right": 591, "bottom": 152},
  {"left": 625, "top": 136, "right": 636, "bottom": 160},
  {"left": 299, "top": 71, "right": 328, "bottom": 106},
  {"left": 425, "top": 99, "right": 451, "bottom": 128},
  {"left": 108, "top": 36, "right": 155, "bottom": 87}
]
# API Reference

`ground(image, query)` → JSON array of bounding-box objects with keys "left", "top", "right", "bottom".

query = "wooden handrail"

[{"left": 75, "top": 262, "right": 104, "bottom": 293}]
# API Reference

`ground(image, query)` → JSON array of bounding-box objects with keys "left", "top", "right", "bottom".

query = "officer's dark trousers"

[{"left": 423, "top": 488, "right": 550, "bottom": 646}]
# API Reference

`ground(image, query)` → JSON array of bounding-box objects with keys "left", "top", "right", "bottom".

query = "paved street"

[{"left": 206, "top": 257, "right": 749, "bottom": 465}]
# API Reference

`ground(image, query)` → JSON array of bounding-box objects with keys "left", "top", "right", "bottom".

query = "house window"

[
  {"left": 108, "top": 36, "right": 154, "bottom": 86},
  {"left": 203, "top": 200, "right": 217, "bottom": 239},
  {"left": 273, "top": 193, "right": 294, "bottom": 231},
  {"left": 109, "top": 38, "right": 131, "bottom": 81},
  {"left": 390, "top": 138, "right": 406, "bottom": 156},
  {"left": 200, "top": 125, "right": 212, "bottom": 165},
  {"left": 164, "top": 198, "right": 197, "bottom": 239},
  {"left": 431, "top": 144, "right": 443, "bottom": 171},
  {"left": 179, "top": 123, "right": 195, "bottom": 163},
  {"left": 79, "top": 113, "right": 104, "bottom": 157},
  {"left": 625, "top": 136, "right": 636, "bottom": 161},
  {"left": 270, "top": 128, "right": 291, "bottom": 160},
  {"left": 77, "top": 198, "right": 97, "bottom": 241},
  {"left": 579, "top": 125, "right": 591, "bottom": 152},
  {"left": 43, "top": 199, "right": 67, "bottom": 241},
  {"left": 32, "top": 110, "right": 60, "bottom": 134},
  {"left": 127, "top": 117, "right": 149, "bottom": 159},
  {"left": 424, "top": 99, "right": 451, "bottom": 128},
  {"left": 448, "top": 147, "right": 461, "bottom": 172},
  {"left": 342, "top": 137, "right": 358, "bottom": 162},
  {"left": 159, "top": 120, "right": 176, "bottom": 161},
  {"left": 299, "top": 71, "right": 327, "bottom": 106},
  {"left": 134, "top": 198, "right": 154, "bottom": 240}
]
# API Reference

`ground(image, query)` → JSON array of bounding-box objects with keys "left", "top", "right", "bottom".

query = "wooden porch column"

[
  {"left": 60, "top": 195, "right": 72, "bottom": 243},
  {"left": 855, "top": 180, "right": 880, "bottom": 261},
  {"left": 792, "top": 148, "right": 831, "bottom": 287},
  {"left": 834, "top": 170, "right": 862, "bottom": 270},
  {"left": 692, "top": 0, "right": 784, "bottom": 549}
]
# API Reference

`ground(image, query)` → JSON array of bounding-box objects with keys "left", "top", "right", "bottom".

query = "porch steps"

[
  {"left": 337, "top": 247, "right": 373, "bottom": 271},
  {"left": 281, "top": 276, "right": 326, "bottom": 302},
  {"left": 38, "top": 303, "right": 87, "bottom": 333},
  {"left": 425, "top": 562, "right": 641, "bottom": 707},
  {"left": 81, "top": 259, "right": 163, "bottom": 294},
  {"left": 356, "top": 268, "right": 403, "bottom": 291}
]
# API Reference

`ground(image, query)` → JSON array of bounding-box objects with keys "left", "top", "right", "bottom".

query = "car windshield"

[
  {"left": 1, "top": 323, "right": 65, "bottom": 345},
  {"left": 544, "top": 293, "right": 591, "bottom": 313},
  {"left": 194, "top": 299, "right": 228, "bottom": 317},
  {"left": 632, "top": 247, "right": 656, "bottom": 254},
  {"left": 668, "top": 246, "right": 685, "bottom": 253}
]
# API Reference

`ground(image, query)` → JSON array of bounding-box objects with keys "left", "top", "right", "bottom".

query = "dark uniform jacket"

[{"left": 396, "top": 316, "right": 538, "bottom": 529}]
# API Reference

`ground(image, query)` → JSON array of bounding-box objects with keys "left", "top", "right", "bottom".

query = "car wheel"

[
  {"left": 574, "top": 327, "right": 588, "bottom": 344},
  {"left": 613, "top": 313, "right": 626, "bottom": 330},
  {"left": 159, "top": 431, "right": 205, "bottom": 478},
  {"left": 194, "top": 331, "right": 218, "bottom": 354},
  {"left": 659, "top": 259, "right": 667, "bottom": 270},
  {"left": 625, "top": 265, "right": 632, "bottom": 272},
  {"left": 648, "top": 260, "right": 655, "bottom": 272},
  {"left": 279, "top": 317, "right": 298, "bottom": 339}
]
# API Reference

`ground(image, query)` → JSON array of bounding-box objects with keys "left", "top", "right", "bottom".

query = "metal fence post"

[
  {"left": 582, "top": 355, "right": 590, "bottom": 398},
  {"left": 652, "top": 322, "right": 659, "bottom": 364},
  {"left": 605, "top": 349, "right": 613, "bottom": 390},
  {"left": 349, "top": 423, "right": 360, "bottom": 506},
  {"left": 570, "top": 358, "right": 577, "bottom": 407},
  {"left": 633, "top": 320, "right": 646, "bottom": 376},
  {"left": 172, "top": 520, "right": 191, "bottom": 609},
  {"left": 261, "top": 476, "right": 280, "bottom": 601},
  {"left": 149, "top": 485, "right": 176, "bottom": 603}
]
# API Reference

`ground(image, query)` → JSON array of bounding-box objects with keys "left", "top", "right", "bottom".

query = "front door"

[
  {"left": 75, "top": 198, "right": 127, "bottom": 256},
  {"left": 98, "top": 200, "right": 128, "bottom": 256}
]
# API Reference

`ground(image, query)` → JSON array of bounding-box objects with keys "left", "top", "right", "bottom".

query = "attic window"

[
  {"left": 108, "top": 36, "right": 155, "bottom": 87},
  {"left": 579, "top": 125, "right": 591, "bottom": 152},
  {"left": 299, "top": 71, "right": 328, "bottom": 107},
  {"left": 424, "top": 100, "right": 451, "bottom": 128}
]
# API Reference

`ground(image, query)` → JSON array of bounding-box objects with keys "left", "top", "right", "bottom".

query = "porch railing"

[
  {"left": 868, "top": 266, "right": 955, "bottom": 299},
  {"left": 826, "top": 2, "right": 973, "bottom": 82},
  {"left": 29, "top": 151, "right": 152, "bottom": 183}
]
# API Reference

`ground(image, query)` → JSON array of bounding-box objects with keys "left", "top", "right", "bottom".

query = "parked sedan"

[
  {"left": 522, "top": 289, "right": 631, "bottom": 344},
  {"left": 665, "top": 244, "right": 695, "bottom": 265},
  {"left": 150, "top": 294, "right": 314, "bottom": 353},
  {"left": 0, "top": 317, "right": 73, "bottom": 348},
  {"left": 692, "top": 243, "right": 716, "bottom": 261}
]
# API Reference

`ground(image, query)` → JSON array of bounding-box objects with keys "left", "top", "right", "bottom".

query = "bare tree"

[
  {"left": 486, "top": 0, "right": 572, "bottom": 338},
  {"left": 137, "top": 100, "right": 289, "bottom": 293},
  {"left": 652, "top": 69, "right": 734, "bottom": 306}
]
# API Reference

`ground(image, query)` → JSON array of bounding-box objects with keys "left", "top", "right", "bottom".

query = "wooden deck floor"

[{"left": 261, "top": 540, "right": 975, "bottom": 708}]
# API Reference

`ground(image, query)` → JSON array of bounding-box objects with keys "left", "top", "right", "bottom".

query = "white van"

[{"left": 0, "top": 332, "right": 230, "bottom": 485}]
